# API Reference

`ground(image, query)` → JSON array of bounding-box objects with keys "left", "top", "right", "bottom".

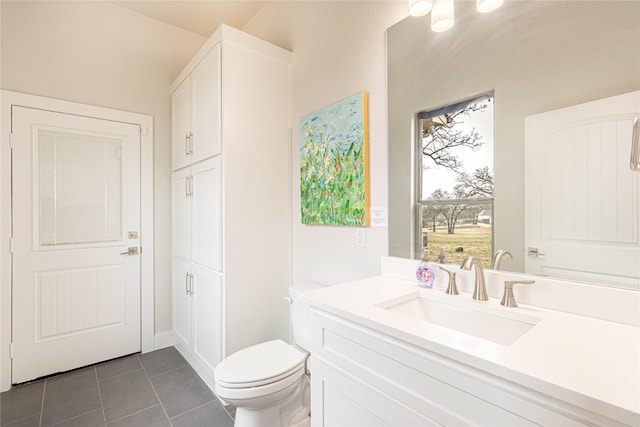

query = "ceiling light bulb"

[
  {"left": 431, "top": 0, "right": 454, "bottom": 32},
  {"left": 409, "top": 0, "right": 433, "bottom": 17},
  {"left": 476, "top": 0, "right": 503, "bottom": 13}
]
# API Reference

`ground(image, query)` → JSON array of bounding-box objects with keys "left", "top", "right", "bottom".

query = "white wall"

[
  {"left": 0, "top": 1, "right": 205, "bottom": 334},
  {"left": 242, "top": 1, "right": 408, "bottom": 285},
  {"left": 0, "top": 0, "right": 411, "bottom": 334}
]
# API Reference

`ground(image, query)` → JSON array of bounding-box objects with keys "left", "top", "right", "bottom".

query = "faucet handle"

[
  {"left": 438, "top": 266, "right": 459, "bottom": 295},
  {"left": 500, "top": 280, "right": 535, "bottom": 308}
]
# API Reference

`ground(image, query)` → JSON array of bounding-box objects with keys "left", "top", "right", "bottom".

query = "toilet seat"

[
  {"left": 214, "top": 339, "right": 308, "bottom": 389},
  {"left": 215, "top": 366, "right": 305, "bottom": 401}
]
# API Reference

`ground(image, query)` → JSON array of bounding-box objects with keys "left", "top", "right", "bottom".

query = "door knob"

[
  {"left": 120, "top": 247, "right": 139, "bottom": 255},
  {"left": 527, "top": 247, "right": 545, "bottom": 257}
]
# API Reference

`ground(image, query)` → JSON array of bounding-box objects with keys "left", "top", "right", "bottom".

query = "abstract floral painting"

[{"left": 299, "top": 92, "right": 369, "bottom": 226}]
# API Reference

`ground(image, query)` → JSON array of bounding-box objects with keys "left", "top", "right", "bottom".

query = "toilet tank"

[{"left": 289, "top": 283, "right": 325, "bottom": 352}]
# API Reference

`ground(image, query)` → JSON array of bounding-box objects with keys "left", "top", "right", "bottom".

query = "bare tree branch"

[
  {"left": 454, "top": 166, "right": 494, "bottom": 198},
  {"left": 421, "top": 102, "right": 488, "bottom": 172}
]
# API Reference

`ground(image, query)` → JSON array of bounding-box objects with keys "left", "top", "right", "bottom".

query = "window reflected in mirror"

[{"left": 416, "top": 95, "right": 494, "bottom": 267}]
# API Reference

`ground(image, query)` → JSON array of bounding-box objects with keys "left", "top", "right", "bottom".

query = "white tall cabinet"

[{"left": 170, "top": 25, "right": 292, "bottom": 389}]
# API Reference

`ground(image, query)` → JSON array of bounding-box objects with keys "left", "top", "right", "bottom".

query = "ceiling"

[{"left": 111, "top": 1, "right": 267, "bottom": 37}]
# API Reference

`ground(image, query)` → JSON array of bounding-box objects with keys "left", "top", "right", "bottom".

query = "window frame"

[{"left": 413, "top": 96, "right": 495, "bottom": 261}]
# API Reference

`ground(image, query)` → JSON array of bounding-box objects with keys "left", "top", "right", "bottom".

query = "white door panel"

[
  {"left": 191, "top": 265, "right": 222, "bottom": 375},
  {"left": 191, "top": 157, "right": 222, "bottom": 271},
  {"left": 12, "top": 107, "right": 141, "bottom": 383},
  {"left": 172, "top": 77, "right": 191, "bottom": 171},
  {"left": 172, "top": 258, "right": 192, "bottom": 357},
  {"left": 172, "top": 168, "right": 192, "bottom": 261},
  {"left": 191, "top": 44, "right": 221, "bottom": 162},
  {"left": 525, "top": 91, "right": 640, "bottom": 289}
]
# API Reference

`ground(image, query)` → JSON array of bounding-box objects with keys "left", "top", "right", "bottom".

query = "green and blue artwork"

[{"left": 299, "top": 91, "right": 369, "bottom": 226}]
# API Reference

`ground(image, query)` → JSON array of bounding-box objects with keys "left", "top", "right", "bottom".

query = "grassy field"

[{"left": 421, "top": 224, "right": 492, "bottom": 267}]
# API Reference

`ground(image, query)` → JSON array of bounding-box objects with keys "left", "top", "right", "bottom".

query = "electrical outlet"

[{"left": 355, "top": 229, "right": 366, "bottom": 247}]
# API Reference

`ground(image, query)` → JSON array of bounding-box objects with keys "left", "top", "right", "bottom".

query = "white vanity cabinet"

[
  {"left": 170, "top": 25, "right": 292, "bottom": 390},
  {"left": 171, "top": 44, "right": 221, "bottom": 171},
  {"left": 311, "top": 310, "right": 631, "bottom": 427}
]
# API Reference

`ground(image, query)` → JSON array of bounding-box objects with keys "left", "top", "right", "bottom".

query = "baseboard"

[{"left": 152, "top": 330, "right": 174, "bottom": 351}]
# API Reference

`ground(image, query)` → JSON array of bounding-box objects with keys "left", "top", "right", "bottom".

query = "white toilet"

[{"left": 214, "top": 285, "right": 319, "bottom": 427}]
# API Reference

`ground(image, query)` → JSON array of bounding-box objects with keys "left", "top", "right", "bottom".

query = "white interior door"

[
  {"left": 11, "top": 106, "right": 141, "bottom": 383},
  {"left": 524, "top": 91, "right": 640, "bottom": 289}
]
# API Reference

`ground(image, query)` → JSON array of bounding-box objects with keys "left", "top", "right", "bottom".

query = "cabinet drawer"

[
  {"left": 312, "top": 311, "right": 613, "bottom": 426},
  {"left": 312, "top": 357, "right": 438, "bottom": 427}
]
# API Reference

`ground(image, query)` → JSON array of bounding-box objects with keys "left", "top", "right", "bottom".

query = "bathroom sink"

[{"left": 376, "top": 293, "right": 540, "bottom": 346}]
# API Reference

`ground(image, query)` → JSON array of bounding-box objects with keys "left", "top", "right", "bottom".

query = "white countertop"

[{"left": 299, "top": 276, "right": 640, "bottom": 423}]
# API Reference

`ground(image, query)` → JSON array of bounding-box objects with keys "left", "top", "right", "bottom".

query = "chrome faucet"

[
  {"left": 492, "top": 249, "right": 513, "bottom": 270},
  {"left": 460, "top": 257, "right": 488, "bottom": 301}
]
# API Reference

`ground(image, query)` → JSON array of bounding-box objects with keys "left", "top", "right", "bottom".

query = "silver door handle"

[
  {"left": 189, "top": 273, "right": 194, "bottom": 296},
  {"left": 527, "top": 247, "right": 545, "bottom": 257},
  {"left": 120, "top": 247, "right": 138, "bottom": 255},
  {"left": 185, "top": 272, "right": 190, "bottom": 295},
  {"left": 188, "top": 132, "right": 194, "bottom": 155},
  {"left": 185, "top": 176, "right": 193, "bottom": 198},
  {"left": 631, "top": 116, "right": 640, "bottom": 172},
  {"left": 185, "top": 133, "right": 190, "bottom": 156}
]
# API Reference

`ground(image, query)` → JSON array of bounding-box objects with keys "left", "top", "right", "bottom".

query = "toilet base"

[{"left": 229, "top": 376, "right": 310, "bottom": 427}]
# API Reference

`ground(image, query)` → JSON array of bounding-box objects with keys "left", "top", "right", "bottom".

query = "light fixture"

[
  {"left": 476, "top": 0, "right": 503, "bottom": 13},
  {"left": 410, "top": 0, "right": 503, "bottom": 32},
  {"left": 431, "top": 0, "right": 454, "bottom": 32},
  {"left": 409, "top": 0, "right": 434, "bottom": 17}
]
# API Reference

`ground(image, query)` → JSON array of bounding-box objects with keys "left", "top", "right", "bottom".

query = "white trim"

[
  {"left": 153, "top": 331, "right": 174, "bottom": 350},
  {"left": 0, "top": 90, "right": 154, "bottom": 391},
  {"left": 169, "top": 24, "right": 293, "bottom": 93}
]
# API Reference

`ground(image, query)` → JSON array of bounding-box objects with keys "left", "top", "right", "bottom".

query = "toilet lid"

[{"left": 215, "top": 339, "right": 308, "bottom": 388}]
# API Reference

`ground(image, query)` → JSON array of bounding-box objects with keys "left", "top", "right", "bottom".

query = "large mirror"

[{"left": 387, "top": 0, "right": 640, "bottom": 289}]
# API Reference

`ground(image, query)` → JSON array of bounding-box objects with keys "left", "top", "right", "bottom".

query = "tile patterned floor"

[{"left": 0, "top": 347, "right": 235, "bottom": 427}]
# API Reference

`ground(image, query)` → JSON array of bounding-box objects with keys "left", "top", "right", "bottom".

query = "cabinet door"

[
  {"left": 191, "top": 44, "right": 221, "bottom": 163},
  {"left": 172, "top": 258, "right": 192, "bottom": 357},
  {"left": 191, "top": 157, "right": 222, "bottom": 271},
  {"left": 171, "top": 76, "right": 192, "bottom": 171},
  {"left": 191, "top": 265, "right": 223, "bottom": 376},
  {"left": 172, "top": 168, "right": 192, "bottom": 260},
  {"left": 312, "top": 357, "right": 438, "bottom": 427}
]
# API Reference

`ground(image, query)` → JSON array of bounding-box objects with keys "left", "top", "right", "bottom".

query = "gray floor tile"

[
  {"left": 96, "top": 356, "right": 142, "bottom": 382},
  {"left": 45, "top": 367, "right": 96, "bottom": 384},
  {"left": 223, "top": 403, "right": 236, "bottom": 419},
  {"left": 0, "top": 381, "right": 44, "bottom": 425},
  {"left": 50, "top": 409, "right": 105, "bottom": 427},
  {"left": 106, "top": 405, "right": 170, "bottom": 427},
  {"left": 1, "top": 414, "right": 40, "bottom": 427},
  {"left": 150, "top": 366, "right": 214, "bottom": 418},
  {"left": 1, "top": 347, "right": 220, "bottom": 427},
  {"left": 171, "top": 401, "right": 234, "bottom": 427},
  {"left": 41, "top": 370, "right": 101, "bottom": 426},
  {"left": 99, "top": 369, "right": 158, "bottom": 423},
  {"left": 139, "top": 347, "right": 187, "bottom": 377}
]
